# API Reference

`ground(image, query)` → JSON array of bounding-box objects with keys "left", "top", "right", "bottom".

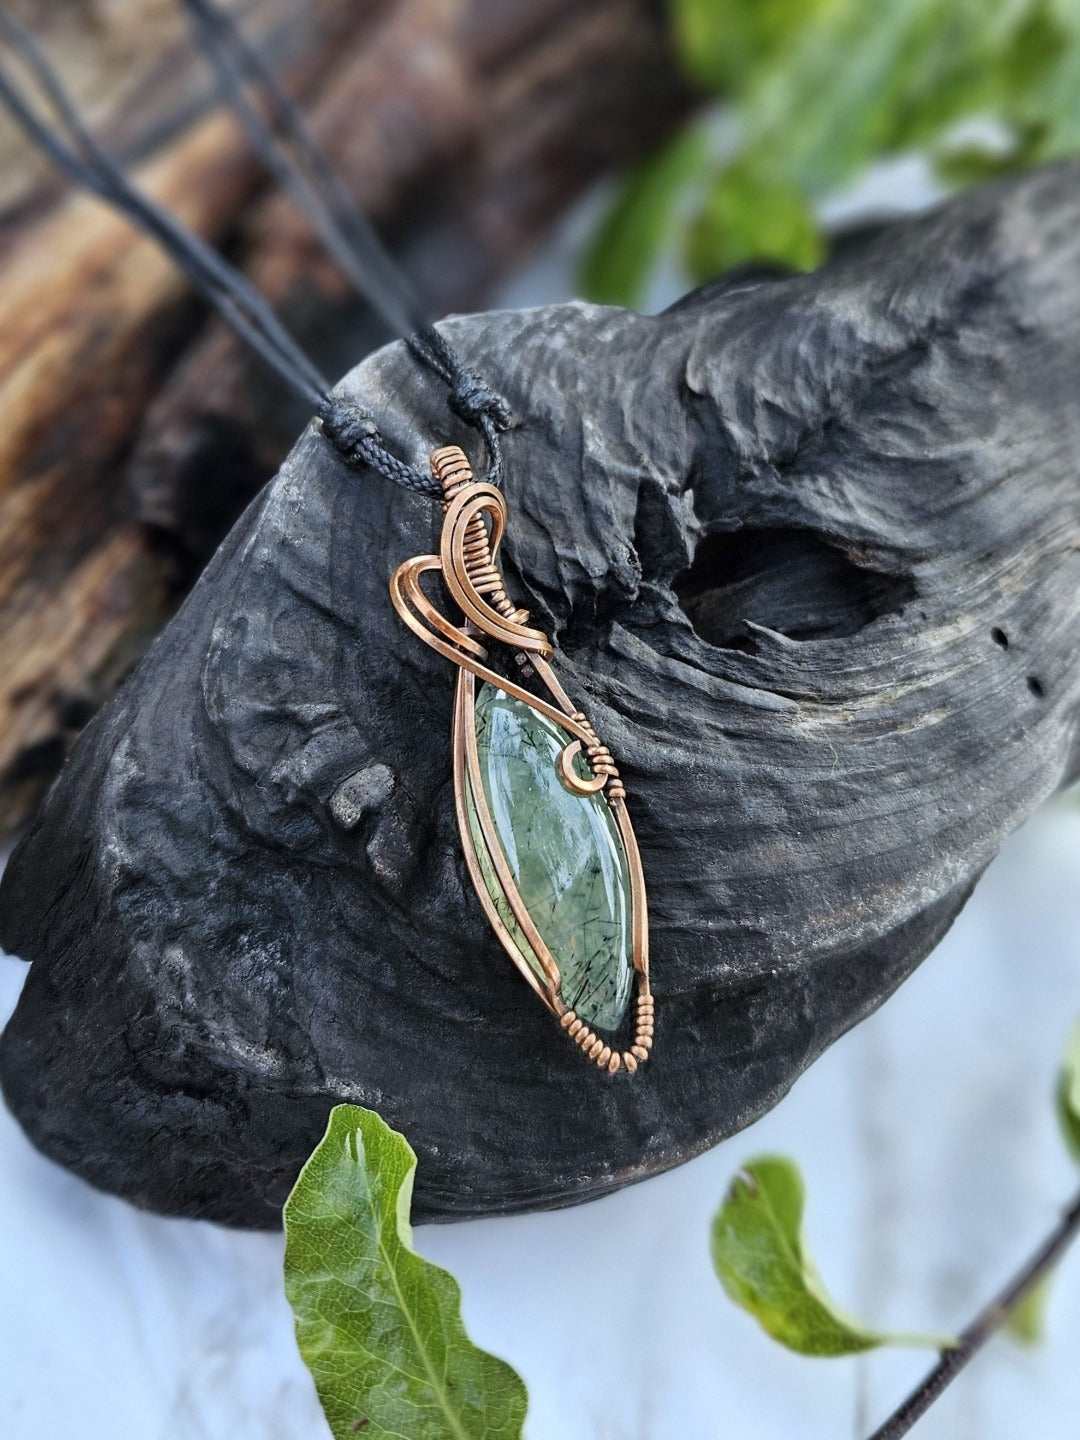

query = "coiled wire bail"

[{"left": 431, "top": 446, "right": 531, "bottom": 630}]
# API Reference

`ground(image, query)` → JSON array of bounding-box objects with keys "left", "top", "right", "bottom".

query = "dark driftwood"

[
  {"left": 3, "top": 163, "right": 1079, "bottom": 1227},
  {"left": 0, "top": 0, "right": 687, "bottom": 837}
]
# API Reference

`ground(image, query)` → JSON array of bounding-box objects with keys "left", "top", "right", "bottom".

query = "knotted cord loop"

[
  {"left": 317, "top": 397, "right": 441, "bottom": 498},
  {"left": 407, "top": 327, "right": 514, "bottom": 486},
  {"left": 448, "top": 372, "right": 514, "bottom": 433}
]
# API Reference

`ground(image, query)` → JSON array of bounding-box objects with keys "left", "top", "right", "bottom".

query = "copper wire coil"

[{"left": 392, "top": 445, "right": 652, "bottom": 1074}]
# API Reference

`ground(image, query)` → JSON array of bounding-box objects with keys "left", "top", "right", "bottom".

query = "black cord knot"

[
  {"left": 448, "top": 372, "right": 513, "bottom": 433},
  {"left": 319, "top": 396, "right": 379, "bottom": 455},
  {"left": 318, "top": 394, "right": 440, "bottom": 496}
]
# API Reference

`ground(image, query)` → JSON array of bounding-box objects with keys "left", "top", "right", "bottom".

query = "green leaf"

[
  {"left": 1000, "top": 2, "right": 1080, "bottom": 160},
  {"left": 996, "top": 1017, "right": 1080, "bottom": 1349},
  {"left": 580, "top": 125, "right": 708, "bottom": 307},
  {"left": 1005, "top": 1273, "right": 1053, "bottom": 1347},
  {"left": 633, "top": 0, "right": 1080, "bottom": 295},
  {"left": 284, "top": 1105, "right": 528, "bottom": 1440},
  {"left": 1057, "top": 1019, "right": 1080, "bottom": 1164},
  {"left": 673, "top": 0, "right": 836, "bottom": 96},
  {"left": 728, "top": 0, "right": 1018, "bottom": 196},
  {"left": 931, "top": 141, "right": 1026, "bottom": 189},
  {"left": 711, "top": 1156, "right": 952, "bottom": 1356},
  {"left": 684, "top": 162, "right": 823, "bottom": 281}
]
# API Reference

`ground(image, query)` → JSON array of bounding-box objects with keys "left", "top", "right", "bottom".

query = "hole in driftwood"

[
  {"left": 1028, "top": 675, "right": 1046, "bottom": 698},
  {"left": 991, "top": 627, "right": 1009, "bottom": 648},
  {"left": 674, "top": 527, "right": 915, "bottom": 649}
]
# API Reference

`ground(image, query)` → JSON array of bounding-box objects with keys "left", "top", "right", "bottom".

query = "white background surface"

[
  {"left": 3, "top": 168, "right": 1080, "bottom": 1440},
  {"left": 3, "top": 798, "right": 1080, "bottom": 1440}
]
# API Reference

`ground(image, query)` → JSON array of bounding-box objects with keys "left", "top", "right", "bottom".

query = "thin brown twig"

[{"left": 867, "top": 1186, "right": 1080, "bottom": 1440}]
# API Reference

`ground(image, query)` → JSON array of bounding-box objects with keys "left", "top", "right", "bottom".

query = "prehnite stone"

[{"left": 465, "top": 681, "right": 634, "bottom": 1032}]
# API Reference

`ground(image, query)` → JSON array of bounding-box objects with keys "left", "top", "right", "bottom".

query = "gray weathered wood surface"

[{"left": 1, "top": 162, "right": 1078, "bottom": 1225}]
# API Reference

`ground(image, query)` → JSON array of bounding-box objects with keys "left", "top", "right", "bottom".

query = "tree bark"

[{"left": 0, "top": 0, "right": 690, "bottom": 836}]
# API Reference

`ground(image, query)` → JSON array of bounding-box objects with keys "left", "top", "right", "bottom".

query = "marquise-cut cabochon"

[{"left": 465, "top": 681, "right": 634, "bottom": 1032}]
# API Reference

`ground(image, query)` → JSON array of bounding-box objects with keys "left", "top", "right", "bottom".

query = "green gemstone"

[{"left": 465, "top": 681, "right": 634, "bottom": 1032}]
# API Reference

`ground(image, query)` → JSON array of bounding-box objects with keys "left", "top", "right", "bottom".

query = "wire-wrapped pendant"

[{"left": 390, "top": 446, "right": 653, "bottom": 1072}]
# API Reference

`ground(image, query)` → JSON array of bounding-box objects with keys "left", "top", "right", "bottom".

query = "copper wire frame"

[{"left": 389, "top": 446, "right": 653, "bottom": 1073}]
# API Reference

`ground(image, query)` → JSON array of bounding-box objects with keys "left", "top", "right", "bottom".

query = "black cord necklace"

[{"left": 0, "top": 0, "right": 654, "bottom": 1072}]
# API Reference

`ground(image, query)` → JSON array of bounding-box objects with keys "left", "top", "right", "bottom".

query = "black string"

[
  {"left": 179, "top": 0, "right": 513, "bottom": 487},
  {"left": 180, "top": 0, "right": 426, "bottom": 340},
  {"left": 0, "top": 4, "right": 514, "bottom": 497},
  {"left": 0, "top": 7, "right": 328, "bottom": 409},
  {"left": 407, "top": 328, "right": 513, "bottom": 487}
]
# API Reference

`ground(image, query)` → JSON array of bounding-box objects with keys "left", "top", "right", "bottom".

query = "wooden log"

[
  {"left": 0, "top": 0, "right": 690, "bottom": 836},
  {"left": 1, "top": 162, "right": 1077, "bottom": 1226},
  {"left": 126, "top": 0, "right": 691, "bottom": 554},
  {"left": 0, "top": 0, "right": 372, "bottom": 214}
]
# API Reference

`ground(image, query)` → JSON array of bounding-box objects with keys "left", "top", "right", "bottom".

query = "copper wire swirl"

[{"left": 389, "top": 445, "right": 651, "bottom": 1072}]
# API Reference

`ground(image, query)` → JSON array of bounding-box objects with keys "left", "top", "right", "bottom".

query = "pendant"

[{"left": 389, "top": 446, "right": 653, "bottom": 1072}]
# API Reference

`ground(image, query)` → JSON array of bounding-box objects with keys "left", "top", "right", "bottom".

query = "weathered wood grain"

[
  {"left": 2, "top": 162, "right": 1077, "bottom": 1227},
  {"left": 0, "top": 0, "right": 688, "bottom": 835}
]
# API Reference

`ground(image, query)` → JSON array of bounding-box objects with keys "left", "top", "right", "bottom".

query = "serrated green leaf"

[
  {"left": 580, "top": 125, "right": 707, "bottom": 307},
  {"left": 1005, "top": 1273, "right": 1053, "bottom": 1347},
  {"left": 1057, "top": 1020, "right": 1080, "bottom": 1164},
  {"left": 711, "top": 1156, "right": 952, "bottom": 1356},
  {"left": 284, "top": 1105, "right": 528, "bottom": 1440}
]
